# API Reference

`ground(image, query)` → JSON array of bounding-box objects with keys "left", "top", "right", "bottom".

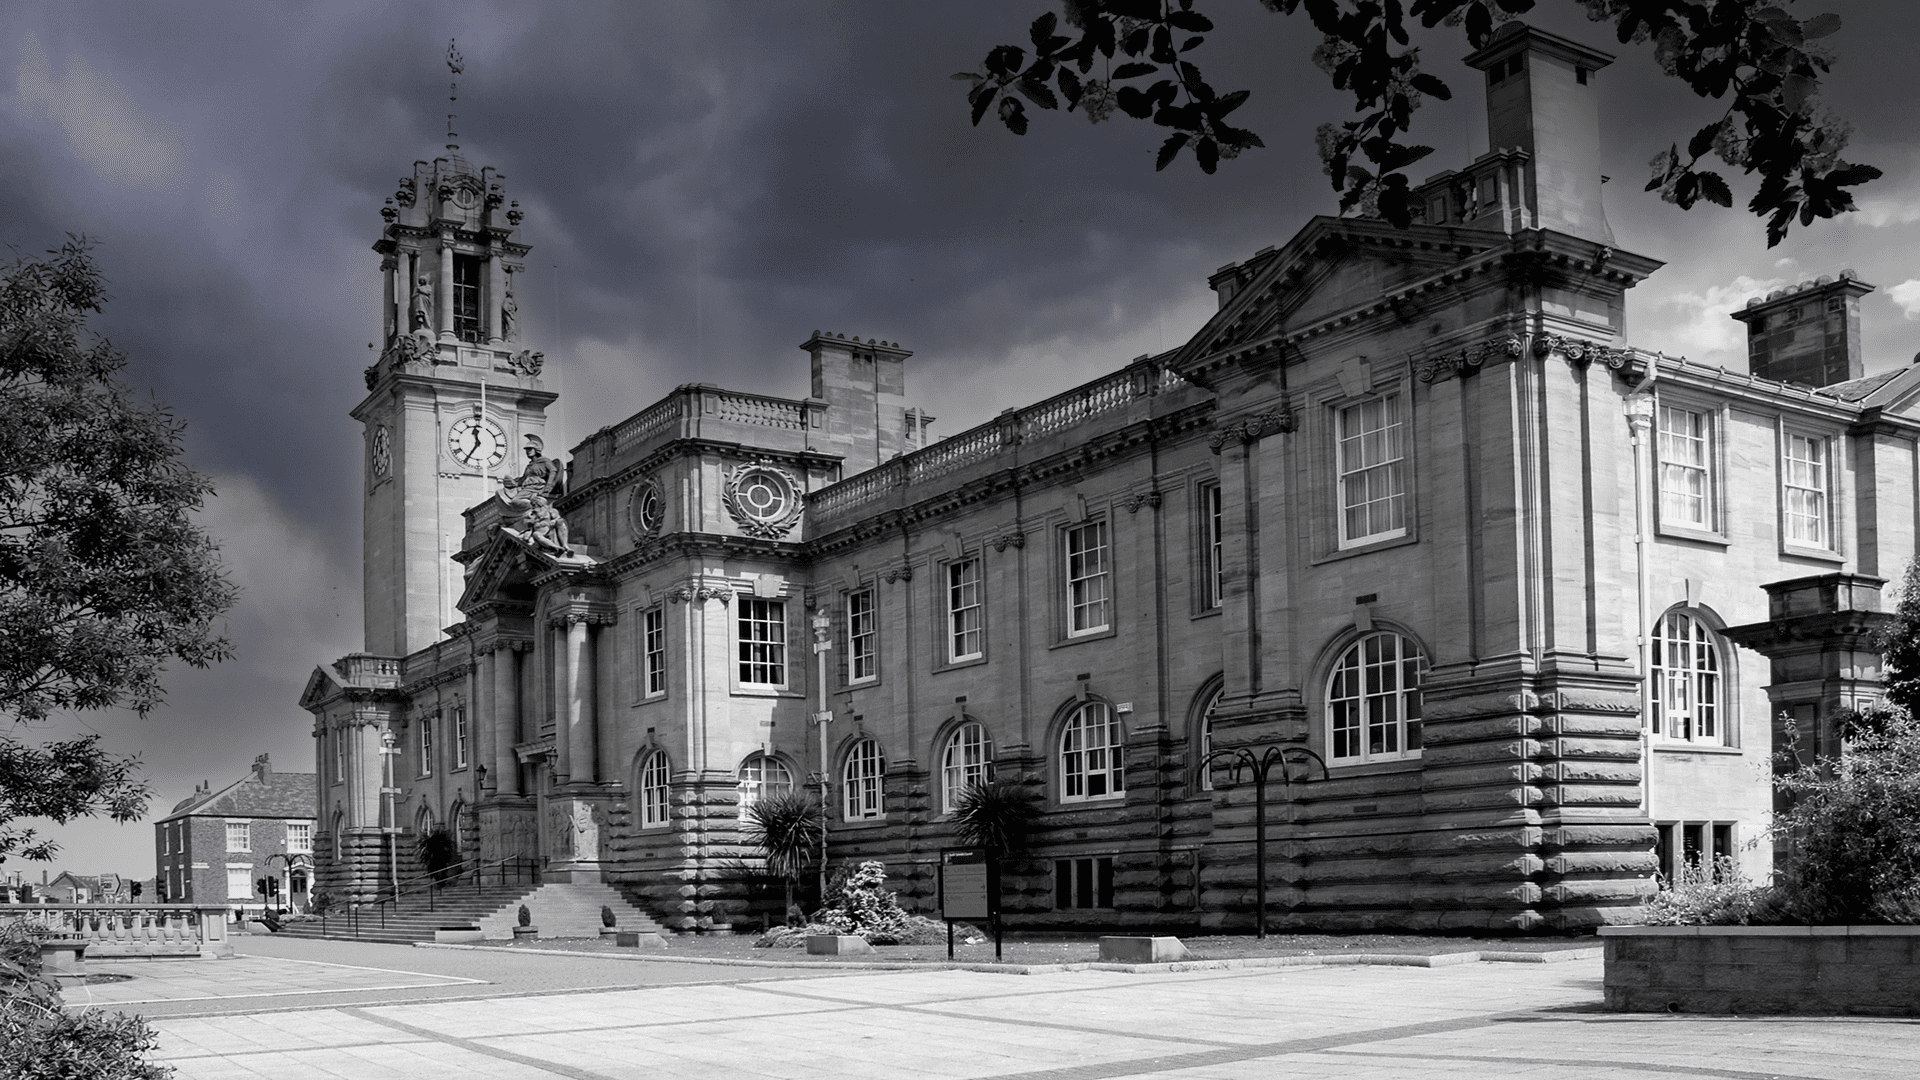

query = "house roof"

[
  {"left": 1814, "top": 368, "right": 1905, "bottom": 402},
  {"left": 166, "top": 766, "right": 316, "bottom": 820}
]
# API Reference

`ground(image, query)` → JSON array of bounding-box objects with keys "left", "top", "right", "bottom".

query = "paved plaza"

[{"left": 60, "top": 937, "right": 1920, "bottom": 1079}]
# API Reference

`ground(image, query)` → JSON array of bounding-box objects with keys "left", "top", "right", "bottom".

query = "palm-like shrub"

[
  {"left": 743, "top": 791, "right": 825, "bottom": 917},
  {"left": 951, "top": 779, "right": 1040, "bottom": 859}
]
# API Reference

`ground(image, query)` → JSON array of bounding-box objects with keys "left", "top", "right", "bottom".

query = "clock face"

[
  {"left": 446, "top": 415, "right": 507, "bottom": 470},
  {"left": 371, "top": 426, "right": 391, "bottom": 478}
]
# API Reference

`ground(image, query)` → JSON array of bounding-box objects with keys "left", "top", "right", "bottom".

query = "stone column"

[
  {"left": 493, "top": 644, "right": 520, "bottom": 794},
  {"left": 487, "top": 255, "right": 506, "bottom": 344},
  {"left": 565, "top": 617, "right": 595, "bottom": 785},
  {"left": 551, "top": 624, "right": 570, "bottom": 782},
  {"left": 380, "top": 256, "right": 397, "bottom": 343},
  {"left": 437, "top": 237, "right": 455, "bottom": 341}
]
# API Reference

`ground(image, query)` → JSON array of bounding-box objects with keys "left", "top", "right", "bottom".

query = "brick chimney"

[
  {"left": 1449, "top": 23, "right": 1616, "bottom": 245},
  {"left": 1729, "top": 272, "right": 1874, "bottom": 387},
  {"left": 252, "top": 753, "right": 272, "bottom": 783}
]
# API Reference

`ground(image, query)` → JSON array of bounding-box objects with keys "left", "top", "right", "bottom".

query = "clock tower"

[{"left": 352, "top": 154, "right": 555, "bottom": 657}]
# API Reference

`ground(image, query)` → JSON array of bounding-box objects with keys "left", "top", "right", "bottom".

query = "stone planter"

[
  {"left": 1600, "top": 925, "right": 1920, "bottom": 1015},
  {"left": 512, "top": 925, "right": 539, "bottom": 941},
  {"left": 615, "top": 931, "right": 666, "bottom": 948},
  {"left": 1098, "top": 936, "right": 1190, "bottom": 964},
  {"left": 806, "top": 934, "right": 874, "bottom": 956},
  {"left": 39, "top": 942, "right": 87, "bottom": 980}
]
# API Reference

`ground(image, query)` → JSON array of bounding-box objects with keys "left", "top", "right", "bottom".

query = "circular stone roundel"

[
  {"left": 723, "top": 462, "right": 803, "bottom": 539},
  {"left": 627, "top": 476, "right": 665, "bottom": 541}
]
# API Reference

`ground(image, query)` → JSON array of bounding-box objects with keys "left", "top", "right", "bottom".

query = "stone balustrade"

[{"left": 1, "top": 903, "right": 235, "bottom": 959}]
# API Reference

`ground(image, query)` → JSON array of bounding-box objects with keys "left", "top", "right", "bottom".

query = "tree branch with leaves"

[
  {"left": 959, "top": 0, "right": 1878, "bottom": 246},
  {"left": 0, "top": 238, "right": 237, "bottom": 866}
]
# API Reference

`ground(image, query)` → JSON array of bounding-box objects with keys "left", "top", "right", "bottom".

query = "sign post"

[{"left": 939, "top": 849, "right": 996, "bottom": 960}]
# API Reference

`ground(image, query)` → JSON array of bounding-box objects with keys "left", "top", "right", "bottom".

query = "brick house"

[
  {"left": 304, "top": 23, "right": 1918, "bottom": 931},
  {"left": 154, "top": 754, "right": 317, "bottom": 915}
]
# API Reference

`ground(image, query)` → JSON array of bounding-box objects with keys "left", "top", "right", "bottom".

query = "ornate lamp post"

[
  {"left": 379, "top": 730, "right": 402, "bottom": 906},
  {"left": 1201, "top": 743, "right": 1329, "bottom": 939},
  {"left": 808, "top": 612, "right": 834, "bottom": 905}
]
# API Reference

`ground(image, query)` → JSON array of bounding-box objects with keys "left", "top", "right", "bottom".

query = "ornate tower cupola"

[{"left": 351, "top": 49, "right": 556, "bottom": 658}]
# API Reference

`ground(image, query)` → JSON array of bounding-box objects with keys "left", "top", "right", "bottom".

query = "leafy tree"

[
  {"left": 958, "top": 1, "right": 1878, "bottom": 245},
  {"left": 742, "top": 790, "right": 825, "bottom": 918},
  {"left": 1771, "top": 713, "right": 1920, "bottom": 923},
  {"left": 0, "top": 239, "right": 236, "bottom": 865}
]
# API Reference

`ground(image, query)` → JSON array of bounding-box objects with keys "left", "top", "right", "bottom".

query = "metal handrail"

[{"left": 321, "top": 855, "right": 541, "bottom": 938}]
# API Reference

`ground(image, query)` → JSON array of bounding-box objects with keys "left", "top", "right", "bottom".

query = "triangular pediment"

[
  {"left": 298, "top": 664, "right": 346, "bottom": 712},
  {"left": 1173, "top": 215, "right": 1508, "bottom": 379},
  {"left": 455, "top": 529, "right": 553, "bottom": 615}
]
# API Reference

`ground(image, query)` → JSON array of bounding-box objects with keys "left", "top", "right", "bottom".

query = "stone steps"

[{"left": 276, "top": 882, "right": 666, "bottom": 943}]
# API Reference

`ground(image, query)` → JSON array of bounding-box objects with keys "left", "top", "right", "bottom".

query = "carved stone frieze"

[
  {"left": 1206, "top": 409, "right": 1295, "bottom": 454},
  {"left": 507, "top": 349, "right": 544, "bottom": 378},
  {"left": 666, "top": 584, "right": 733, "bottom": 606},
  {"left": 547, "top": 609, "right": 618, "bottom": 629},
  {"left": 884, "top": 564, "right": 914, "bottom": 583},
  {"left": 1414, "top": 334, "right": 1524, "bottom": 384},
  {"left": 1123, "top": 490, "right": 1163, "bottom": 513},
  {"left": 990, "top": 531, "right": 1026, "bottom": 552},
  {"left": 1532, "top": 332, "right": 1649, "bottom": 385}
]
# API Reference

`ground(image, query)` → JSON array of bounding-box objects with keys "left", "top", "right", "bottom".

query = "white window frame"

[
  {"left": 1335, "top": 393, "right": 1408, "bottom": 547},
  {"left": 332, "top": 726, "right": 345, "bottom": 786},
  {"left": 1326, "top": 631, "right": 1426, "bottom": 765},
  {"left": 843, "top": 738, "right": 886, "bottom": 822},
  {"left": 847, "top": 588, "right": 878, "bottom": 684},
  {"left": 1065, "top": 521, "right": 1111, "bottom": 638},
  {"left": 1059, "top": 702, "right": 1125, "bottom": 803},
  {"left": 947, "top": 558, "right": 984, "bottom": 662},
  {"left": 737, "top": 753, "right": 793, "bottom": 821},
  {"left": 418, "top": 717, "right": 434, "bottom": 778},
  {"left": 1651, "top": 610, "right": 1726, "bottom": 746},
  {"left": 1657, "top": 403, "right": 1715, "bottom": 532},
  {"left": 225, "top": 821, "right": 250, "bottom": 854},
  {"left": 639, "top": 750, "right": 671, "bottom": 829},
  {"left": 453, "top": 706, "right": 469, "bottom": 770},
  {"left": 1198, "top": 687, "right": 1223, "bottom": 791},
  {"left": 1200, "top": 481, "right": 1224, "bottom": 610},
  {"left": 284, "top": 821, "right": 312, "bottom": 855},
  {"left": 1781, "top": 431, "right": 1831, "bottom": 551},
  {"left": 737, "top": 598, "right": 788, "bottom": 687},
  {"left": 643, "top": 606, "right": 668, "bottom": 698},
  {"left": 941, "top": 722, "right": 993, "bottom": 813}
]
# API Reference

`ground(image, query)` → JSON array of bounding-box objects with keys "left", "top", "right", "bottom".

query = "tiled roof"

[
  {"left": 167, "top": 771, "right": 317, "bottom": 820},
  {"left": 1814, "top": 368, "right": 1904, "bottom": 402}
]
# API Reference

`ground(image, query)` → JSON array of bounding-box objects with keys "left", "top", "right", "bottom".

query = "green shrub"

[
  {"left": 1771, "top": 713, "right": 1920, "bottom": 923},
  {"left": 811, "top": 861, "right": 910, "bottom": 941},
  {"left": 1, "top": 921, "right": 173, "bottom": 1079},
  {"left": 600, "top": 905, "right": 615, "bottom": 928},
  {"left": 1643, "top": 856, "right": 1776, "bottom": 926}
]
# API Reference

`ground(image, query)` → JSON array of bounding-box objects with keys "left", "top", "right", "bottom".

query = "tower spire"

[{"left": 445, "top": 38, "right": 463, "bottom": 152}]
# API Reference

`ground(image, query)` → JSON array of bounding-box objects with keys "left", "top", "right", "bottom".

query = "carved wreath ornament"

[
  {"left": 626, "top": 476, "right": 665, "bottom": 542},
  {"left": 722, "top": 462, "right": 804, "bottom": 539}
]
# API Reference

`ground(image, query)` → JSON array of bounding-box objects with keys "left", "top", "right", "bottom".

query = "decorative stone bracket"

[{"left": 1207, "top": 409, "right": 1295, "bottom": 454}]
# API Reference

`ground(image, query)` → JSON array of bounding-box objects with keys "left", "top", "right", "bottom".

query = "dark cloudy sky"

[{"left": 10, "top": 0, "right": 1920, "bottom": 876}]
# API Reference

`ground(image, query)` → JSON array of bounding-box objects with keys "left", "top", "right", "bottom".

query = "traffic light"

[
  {"left": 256, "top": 877, "right": 278, "bottom": 898},
  {"left": 257, "top": 877, "right": 268, "bottom": 897},
  {"left": 130, "top": 881, "right": 142, "bottom": 899}
]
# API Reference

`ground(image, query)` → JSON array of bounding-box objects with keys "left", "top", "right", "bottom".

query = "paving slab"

[{"left": 108, "top": 948, "right": 1920, "bottom": 1080}]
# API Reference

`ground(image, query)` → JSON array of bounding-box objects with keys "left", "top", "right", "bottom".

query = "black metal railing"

[{"left": 322, "top": 855, "right": 541, "bottom": 938}]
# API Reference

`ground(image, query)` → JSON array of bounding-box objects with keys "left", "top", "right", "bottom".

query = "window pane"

[
  {"left": 1326, "top": 632, "right": 1424, "bottom": 764},
  {"left": 1338, "top": 395, "right": 1407, "bottom": 544}
]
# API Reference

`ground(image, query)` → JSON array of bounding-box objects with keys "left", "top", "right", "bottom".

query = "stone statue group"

[{"left": 498, "top": 436, "right": 571, "bottom": 557}]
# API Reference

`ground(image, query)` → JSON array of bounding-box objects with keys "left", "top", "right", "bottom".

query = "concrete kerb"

[{"left": 411, "top": 941, "right": 1601, "bottom": 975}]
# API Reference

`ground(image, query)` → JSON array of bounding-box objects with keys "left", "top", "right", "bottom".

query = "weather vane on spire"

[{"left": 445, "top": 38, "right": 464, "bottom": 153}]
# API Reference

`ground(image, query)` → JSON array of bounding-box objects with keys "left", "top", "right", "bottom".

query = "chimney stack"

[
  {"left": 1729, "top": 272, "right": 1873, "bottom": 387},
  {"left": 1455, "top": 23, "right": 1616, "bottom": 245}
]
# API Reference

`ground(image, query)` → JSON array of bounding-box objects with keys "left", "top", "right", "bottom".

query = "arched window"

[
  {"left": 941, "top": 723, "right": 993, "bottom": 813},
  {"left": 1327, "top": 631, "right": 1426, "bottom": 764},
  {"left": 638, "top": 750, "right": 671, "bottom": 829},
  {"left": 737, "top": 753, "right": 793, "bottom": 820},
  {"left": 1651, "top": 610, "right": 1724, "bottom": 744},
  {"left": 1060, "top": 702, "right": 1125, "bottom": 802},
  {"left": 1198, "top": 687, "right": 1223, "bottom": 791},
  {"left": 843, "top": 739, "right": 886, "bottom": 822}
]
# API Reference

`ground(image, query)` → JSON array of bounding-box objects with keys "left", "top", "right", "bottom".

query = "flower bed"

[{"left": 1600, "top": 925, "right": 1920, "bottom": 1015}]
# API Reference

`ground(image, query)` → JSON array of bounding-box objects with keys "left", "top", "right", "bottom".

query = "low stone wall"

[{"left": 1600, "top": 925, "right": 1920, "bottom": 1015}]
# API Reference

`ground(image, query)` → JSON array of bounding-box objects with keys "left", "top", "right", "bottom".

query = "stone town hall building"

[{"left": 303, "top": 25, "right": 1920, "bottom": 932}]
